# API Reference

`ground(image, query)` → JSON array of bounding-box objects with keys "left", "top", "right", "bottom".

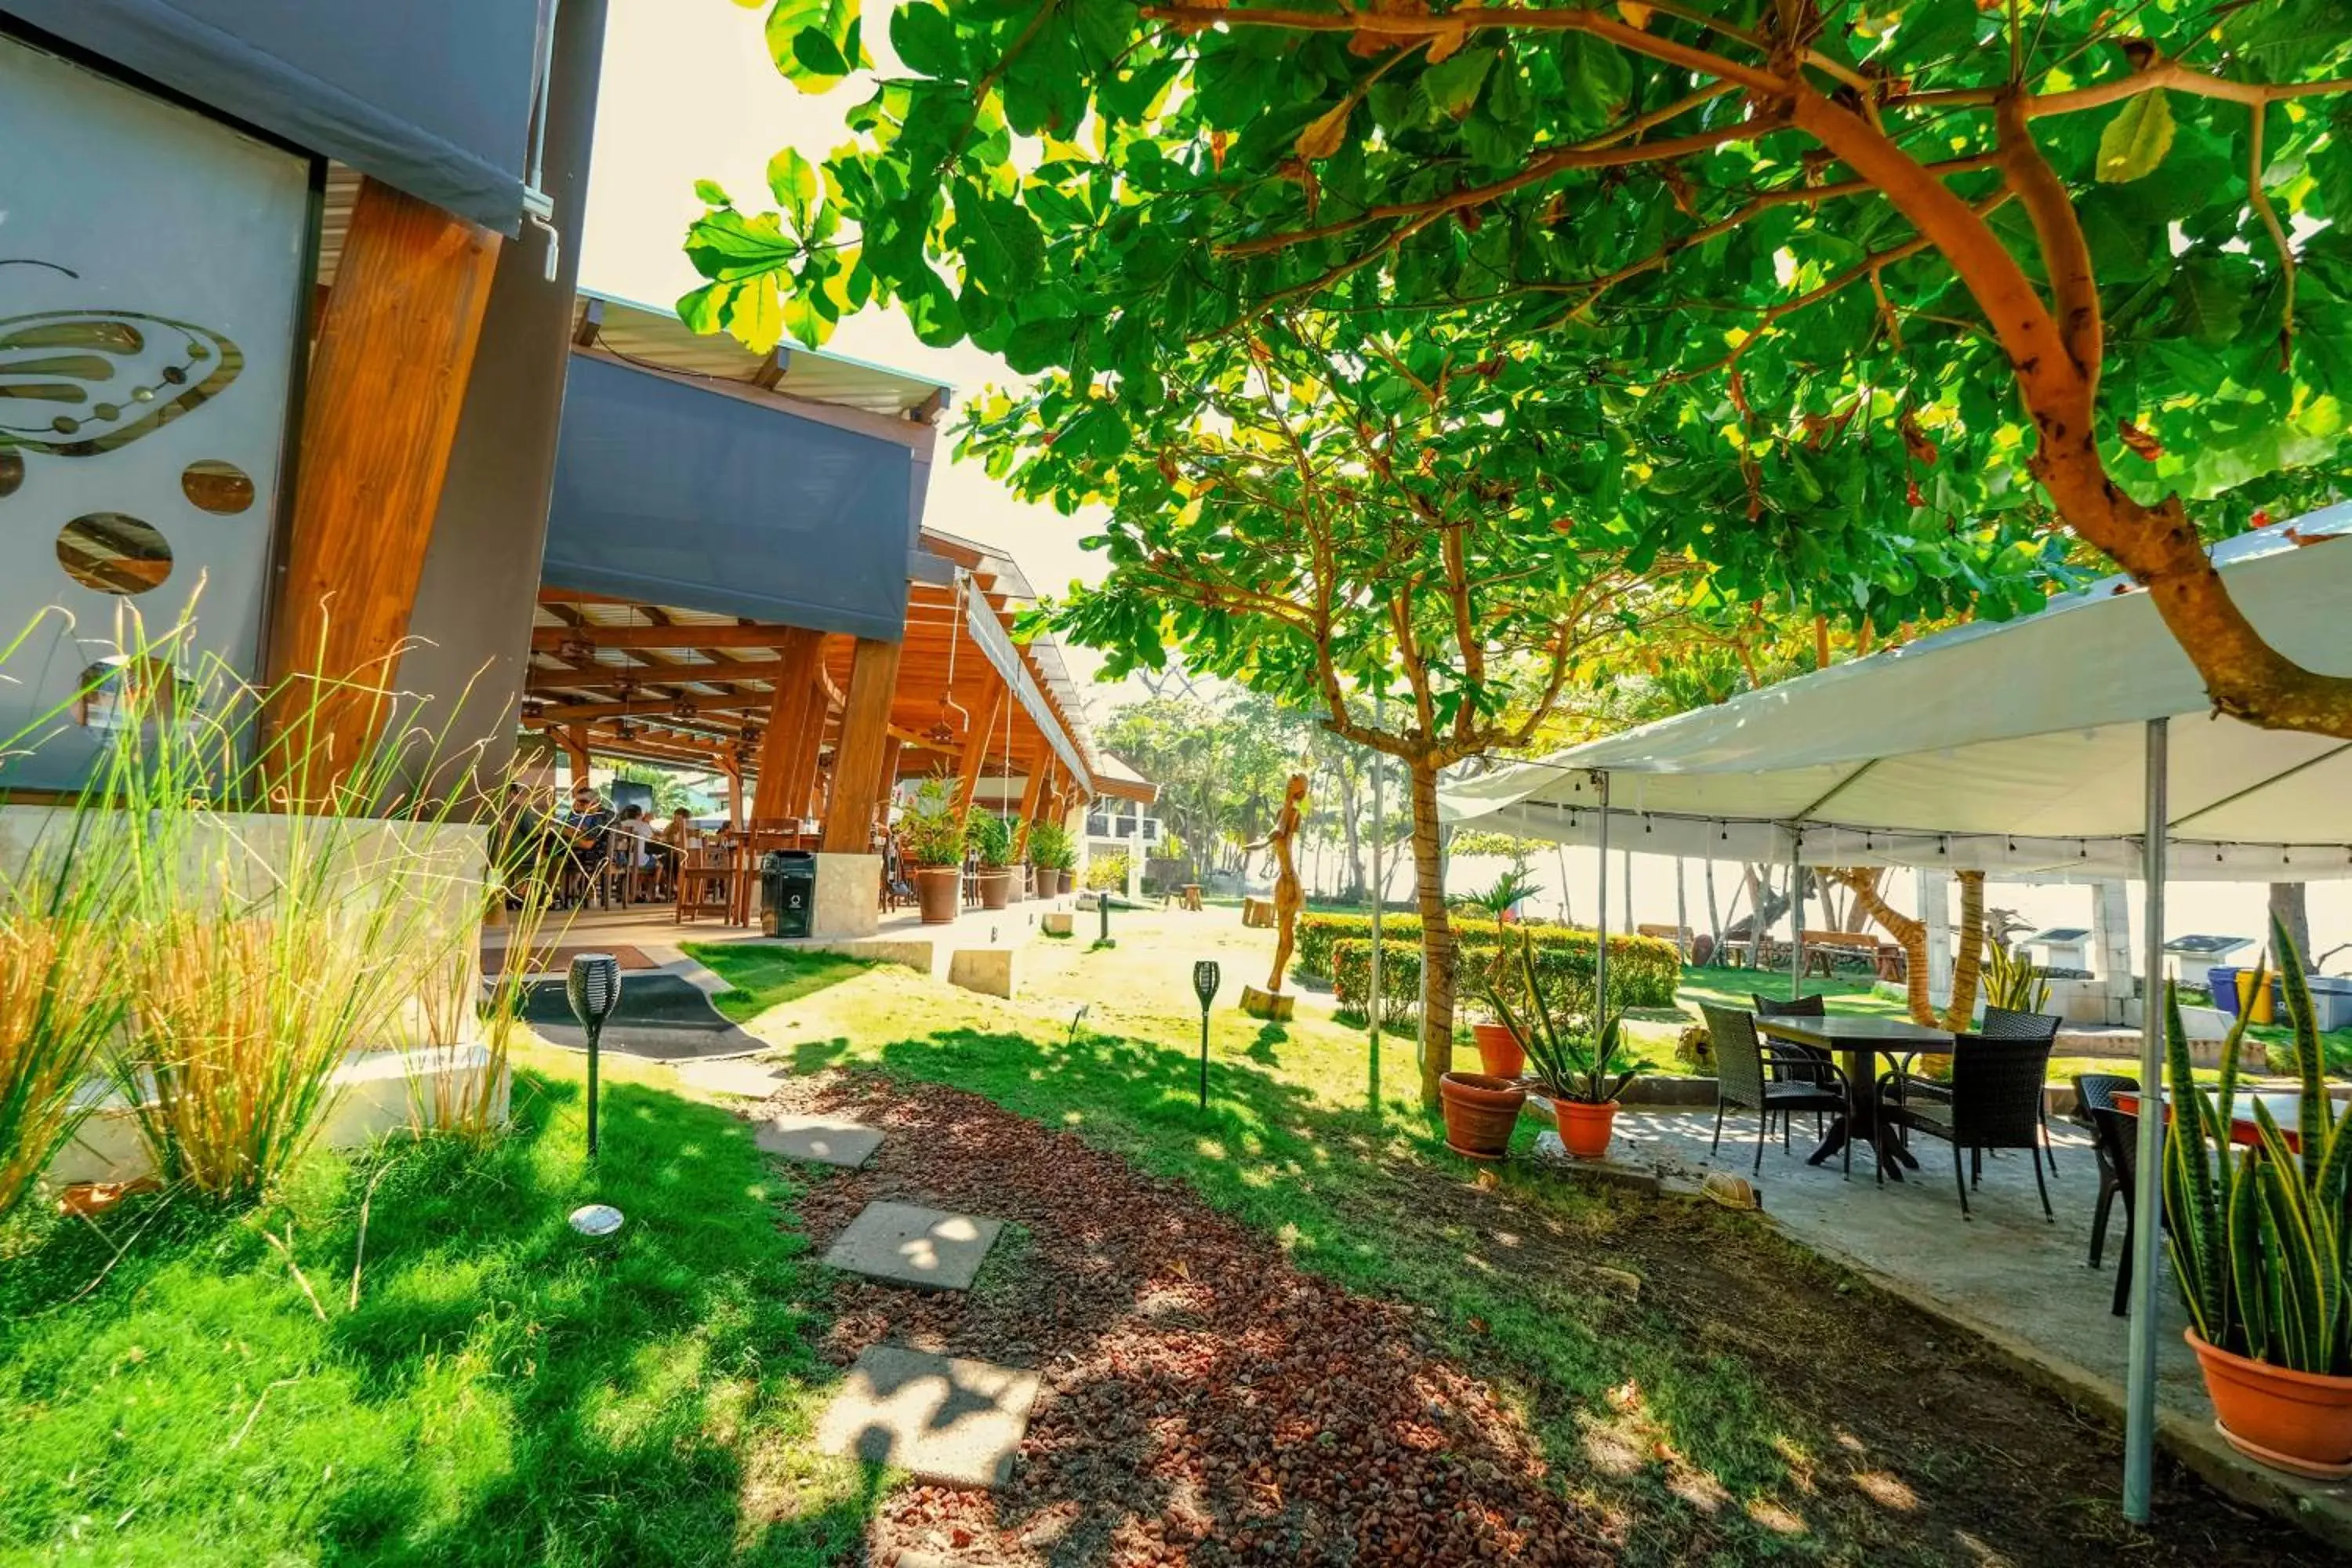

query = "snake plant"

[
  {"left": 1480, "top": 927, "right": 1639, "bottom": 1105},
  {"left": 2162, "top": 918, "right": 2352, "bottom": 1376}
]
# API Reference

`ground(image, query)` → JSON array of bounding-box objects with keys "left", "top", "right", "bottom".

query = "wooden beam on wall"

[
  {"left": 821, "top": 637, "right": 903, "bottom": 855},
  {"left": 751, "top": 628, "right": 825, "bottom": 821},
  {"left": 267, "top": 176, "right": 500, "bottom": 788},
  {"left": 528, "top": 622, "right": 816, "bottom": 652},
  {"left": 953, "top": 682, "right": 1009, "bottom": 815}
]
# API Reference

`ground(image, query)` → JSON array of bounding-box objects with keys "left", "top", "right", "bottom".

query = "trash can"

[
  {"left": 760, "top": 850, "right": 816, "bottom": 939},
  {"left": 2306, "top": 975, "right": 2352, "bottom": 1033},
  {"left": 2207, "top": 967, "right": 2243, "bottom": 1018}
]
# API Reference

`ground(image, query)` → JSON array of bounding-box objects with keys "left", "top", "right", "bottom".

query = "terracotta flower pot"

[
  {"left": 2187, "top": 1328, "right": 2352, "bottom": 1478},
  {"left": 977, "top": 867, "right": 1014, "bottom": 909},
  {"left": 1554, "top": 1098, "right": 1620, "bottom": 1161},
  {"left": 1439, "top": 1071, "right": 1526, "bottom": 1161},
  {"left": 914, "top": 866, "right": 960, "bottom": 924},
  {"left": 1471, "top": 1022, "right": 1526, "bottom": 1080},
  {"left": 1036, "top": 866, "right": 1062, "bottom": 898},
  {"left": 1050, "top": 867, "right": 1069, "bottom": 896}
]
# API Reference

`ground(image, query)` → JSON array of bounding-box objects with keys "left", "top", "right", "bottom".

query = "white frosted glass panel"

[{"left": 0, "top": 34, "right": 308, "bottom": 792}]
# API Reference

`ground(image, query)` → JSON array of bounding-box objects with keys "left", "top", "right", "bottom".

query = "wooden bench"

[
  {"left": 1636, "top": 923, "right": 1693, "bottom": 956},
  {"left": 1800, "top": 929, "right": 1883, "bottom": 978}
]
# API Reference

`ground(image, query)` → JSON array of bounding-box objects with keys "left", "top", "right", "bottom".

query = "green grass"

[
  {"left": 0, "top": 1063, "right": 877, "bottom": 1567},
  {"left": 687, "top": 946, "right": 871, "bottom": 1024},
  {"left": 687, "top": 946, "right": 1987, "bottom": 1564}
]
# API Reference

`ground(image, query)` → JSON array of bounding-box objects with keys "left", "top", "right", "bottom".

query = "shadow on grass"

[{"left": 0, "top": 1071, "right": 879, "bottom": 1566}]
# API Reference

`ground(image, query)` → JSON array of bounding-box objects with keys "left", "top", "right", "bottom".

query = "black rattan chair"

[
  {"left": 1751, "top": 992, "right": 1832, "bottom": 1137},
  {"left": 1983, "top": 1006, "right": 2063, "bottom": 1174},
  {"left": 2079, "top": 1081, "right": 2136, "bottom": 1288},
  {"left": 1881, "top": 1033, "right": 2057, "bottom": 1221},
  {"left": 1702, "top": 1004, "right": 1856, "bottom": 1177}
]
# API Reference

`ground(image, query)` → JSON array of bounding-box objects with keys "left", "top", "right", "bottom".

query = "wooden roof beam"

[{"left": 529, "top": 622, "right": 819, "bottom": 652}]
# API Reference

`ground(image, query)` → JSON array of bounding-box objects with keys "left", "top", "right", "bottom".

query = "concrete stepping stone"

[
  {"left": 754, "top": 1113, "right": 884, "bottom": 1169},
  {"left": 673, "top": 1058, "right": 785, "bottom": 1099},
  {"left": 816, "top": 1344, "right": 1040, "bottom": 1488},
  {"left": 823, "top": 1200, "right": 1002, "bottom": 1290}
]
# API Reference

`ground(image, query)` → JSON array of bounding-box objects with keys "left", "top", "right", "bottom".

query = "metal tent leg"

[{"left": 2122, "top": 717, "right": 2169, "bottom": 1523}]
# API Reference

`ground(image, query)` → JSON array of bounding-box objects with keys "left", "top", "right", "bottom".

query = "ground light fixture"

[
  {"left": 566, "top": 953, "right": 622, "bottom": 1159},
  {"left": 1192, "top": 960, "right": 1220, "bottom": 1109}
]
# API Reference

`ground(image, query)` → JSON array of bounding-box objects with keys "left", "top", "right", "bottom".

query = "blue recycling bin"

[{"left": 2207, "top": 966, "right": 2242, "bottom": 1016}]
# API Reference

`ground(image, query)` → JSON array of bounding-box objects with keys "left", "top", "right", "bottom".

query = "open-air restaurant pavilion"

[{"left": 1445, "top": 505, "right": 2352, "bottom": 1529}]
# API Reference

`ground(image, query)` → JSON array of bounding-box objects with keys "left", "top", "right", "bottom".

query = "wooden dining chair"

[{"left": 673, "top": 837, "right": 737, "bottom": 925}]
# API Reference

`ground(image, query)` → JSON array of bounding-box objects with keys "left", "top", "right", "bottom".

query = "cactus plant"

[{"left": 1479, "top": 927, "right": 1639, "bottom": 1107}]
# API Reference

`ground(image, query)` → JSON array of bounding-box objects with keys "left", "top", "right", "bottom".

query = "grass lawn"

[
  {"left": 0, "top": 1050, "right": 877, "bottom": 1567},
  {"left": 684, "top": 931, "right": 2307, "bottom": 1566}
]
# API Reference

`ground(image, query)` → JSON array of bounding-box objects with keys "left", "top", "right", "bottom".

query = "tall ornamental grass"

[{"left": 3, "top": 606, "right": 503, "bottom": 1207}]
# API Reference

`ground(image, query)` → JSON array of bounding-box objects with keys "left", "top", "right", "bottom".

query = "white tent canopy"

[{"left": 1442, "top": 505, "right": 2352, "bottom": 880}]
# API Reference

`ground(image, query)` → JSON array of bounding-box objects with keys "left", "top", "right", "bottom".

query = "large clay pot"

[
  {"left": 978, "top": 868, "right": 1015, "bottom": 909},
  {"left": 1047, "top": 867, "right": 1069, "bottom": 897},
  {"left": 915, "top": 866, "right": 960, "bottom": 924},
  {"left": 1439, "top": 1072, "right": 1526, "bottom": 1161},
  {"left": 2188, "top": 1329, "right": 2352, "bottom": 1478},
  {"left": 1472, "top": 1022, "right": 1526, "bottom": 1080},
  {"left": 1554, "top": 1098, "right": 1620, "bottom": 1161}
]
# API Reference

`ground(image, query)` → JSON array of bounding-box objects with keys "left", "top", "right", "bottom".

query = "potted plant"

[
  {"left": 1457, "top": 872, "right": 1541, "bottom": 1078},
  {"left": 1467, "top": 946, "right": 1527, "bottom": 1080},
  {"left": 1029, "top": 820, "right": 1074, "bottom": 897},
  {"left": 967, "top": 812, "right": 1019, "bottom": 909},
  {"left": 1485, "top": 927, "right": 1639, "bottom": 1160},
  {"left": 2164, "top": 920, "right": 2352, "bottom": 1478},
  {"left": 899, "top": 778, "right": 966, "bottom": 924}
]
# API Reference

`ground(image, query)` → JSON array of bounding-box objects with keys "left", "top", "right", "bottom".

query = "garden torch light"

[
  {"left": 566, "top": 953, "right": 621, "bottom": 1160},
  {"left": 1192, "top": 960, "right": 1220, "bottom": 1109}
]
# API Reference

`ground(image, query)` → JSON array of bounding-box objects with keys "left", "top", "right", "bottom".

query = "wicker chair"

[
  {"left": 1881, "top": 1033, "right": 2057, "bottom": 1221},
  {"left": 1701, "top": 1004, "right": 1856, "bottom": 1176},
  {"left": 1751, "top": 991, "right": 1833, "bottom": 1136},
  {"left": 2073, "top": 1073, "right": 2143, "bottom": 1316},
  {"left": 1982, "top": 1006, "right": 2063, "bottom": 1173}
]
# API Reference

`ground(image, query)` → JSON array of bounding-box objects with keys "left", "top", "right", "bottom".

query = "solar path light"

[
  {"left": 566, "top": 953, "right": 622, "bottom": 1160},
  {"left": 1192, "top": 960, "right": 1220, "bottom": 1109}
]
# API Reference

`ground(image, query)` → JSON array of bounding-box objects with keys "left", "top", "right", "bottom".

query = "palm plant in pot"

[
  {"left": 1458, "top": 871, "right": 1541, "bottom": 1078},
  {"left": 967, "top": 812, "right": 1020, "bottom": 909},
  {"left": 2163, "top": 920, "right": 2352, "bottom": 1478},
  {"left": 1028, "top": 820, "right": 1074, "bottom": 896},
  {"left": 1485, "top": 927, "right": 1639, "bottom": 1161},
  {"left": 900, "top": 778, "right": 967, "bottom": 924}
]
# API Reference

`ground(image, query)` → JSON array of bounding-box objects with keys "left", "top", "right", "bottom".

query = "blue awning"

[
  {"left": 2, "top": 0, "right": 546, "bottom": 231},
  {"left": 542, "top": 354, "right": 916, "bottom": 643}
]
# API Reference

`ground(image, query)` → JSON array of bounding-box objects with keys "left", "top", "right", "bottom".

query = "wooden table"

[
  {"left": 2114, "top": 1089, "right": 2318, "bottom": 1154},
  {"left": 1756, "top": 1014, "right": 1955, "bottom": 1181}
]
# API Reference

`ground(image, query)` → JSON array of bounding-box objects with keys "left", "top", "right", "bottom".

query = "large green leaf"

[
  {"left": 2096, "top": 91, "right": 2176, "bottom": 183},
  {"left": 767, "top": 0, "right": 861, "bottom": 93},
  {"left": 888, "top": 1, "right": 963, "bottom": 79},
  {"left": 766, "top": 147, "right": 822, "bottom": 232},
  {"left": 1556, "top": 34, "right": 1631, "bottom": 127}
]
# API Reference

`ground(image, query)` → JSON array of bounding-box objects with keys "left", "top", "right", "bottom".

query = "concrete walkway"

[{"left": 1609, "top": 1105, "right": 2352, "bottom": 1544}]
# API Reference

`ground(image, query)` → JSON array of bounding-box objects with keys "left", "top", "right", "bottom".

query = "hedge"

[{"left": 1301, "top": 913, "right": 1681, "bottom": 1008}]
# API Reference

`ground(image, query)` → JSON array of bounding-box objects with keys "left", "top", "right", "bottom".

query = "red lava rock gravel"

[{"left": 771, "top": 1073, "right": 1617, "bottom": 1567}]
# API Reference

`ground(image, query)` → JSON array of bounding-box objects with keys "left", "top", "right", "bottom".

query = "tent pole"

[
  {"left": 1595, "top": 772, "right": 1611, "bottom": 1020},
  {"left": 2123, "top": 716, "right": 2169, "bottom": 1523},
  {"left": 1788, "top": 833, "right": 1806, "bottom": 998}
]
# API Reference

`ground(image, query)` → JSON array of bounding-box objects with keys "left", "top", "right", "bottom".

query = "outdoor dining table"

[
  {"left": 2111, "top": 1088, "right": 2327, "bottom": 1154},
  {"left": 1755, "top": 1014, "right": 1955, "bottom": 1181}
]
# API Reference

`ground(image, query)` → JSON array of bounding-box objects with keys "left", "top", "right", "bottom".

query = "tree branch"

[{"left": 1994, "top": 91, "right": 2100, "bottom": 388}]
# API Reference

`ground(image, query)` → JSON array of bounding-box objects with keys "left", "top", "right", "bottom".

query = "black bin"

[{"left": 760, "top": 850, "right": 817, "bottom": 938}]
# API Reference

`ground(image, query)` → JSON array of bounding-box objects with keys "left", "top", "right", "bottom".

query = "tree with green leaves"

[{"left": 691, "top": 0, "right": 2352, "bottom": 735}]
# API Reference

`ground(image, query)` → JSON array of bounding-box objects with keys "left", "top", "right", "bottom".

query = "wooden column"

[
  {"left": 821, "top": 637, "right": 904, "bottom": 854},
  {"left": 953, "top": 681, "right": 1008, "bottom": 815},
  {"left": 750, "top": 628, "right": 825, "bottom": 822},
  {"left": 724, "top": 760, "right": 744, "bottom": 830},
  {"left": 877, "top": 737, "right": 904, "bottom": 804},
  {"left": 266, "top": 177, "right": 501, "bottom": 790},
  {"left": 782, "top": 675, "right": 836, "bottom": 817},
  {"left": 1016, "top": 753, "right": 1049, "bottom": 829},
  {"left": 560, "top": 724, "right": 591, "bottom": 786}
]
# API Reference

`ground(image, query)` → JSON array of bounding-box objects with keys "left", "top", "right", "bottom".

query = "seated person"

[{"left": 561, "top": 784, "right": 614, "bottom": 897}]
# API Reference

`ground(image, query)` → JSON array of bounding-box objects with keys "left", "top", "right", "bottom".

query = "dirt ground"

[{"left": 762, "top": 1067, "right": 2334, "bottom": 1568}]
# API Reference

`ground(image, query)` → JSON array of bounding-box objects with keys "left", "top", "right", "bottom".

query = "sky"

[{"left": 575, "top": 0, "right": 1117, "bottom": 692}]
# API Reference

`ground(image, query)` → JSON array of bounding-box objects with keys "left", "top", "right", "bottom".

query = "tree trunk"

[
  {"left": 1408, "top": 759, "right": 1455, "bottom": 1109},
  {"left": 2269, "top": 882, "right": 2311, "bottom": 971},
  {"left": 1704, "top": 857, "right": 1723, "bottom": 961},
  {"left": 1939, "top": 870, "right": 1988, "bottom": 1031},
  {"left": 1339, "top": 767, "right": 1366, "bottom": 902},
  {"left": 1836, "top": 867, "right": 1936, "bottom": 1027},
  {"left": 1673, "top": 857, "right": 1689, "bottom": 960}
]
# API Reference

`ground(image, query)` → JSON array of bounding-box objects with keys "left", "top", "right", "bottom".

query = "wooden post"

[
  {"left": 953, "top": 681, "right": 1008, "bottom": 815},
  {"left": 267, "top": 177, "right": 500, "bottom": 791},
  {"left": 821, "top": 637, "right": 904, "bottom": 854},
  {"left": 561, "top": 724, "right": 591, "bottom": 786},
  {"left": 751, "top": 628, "right": 825, "bottom": 821},
  {"left": 724, "top": 760, "right": 744, "bottom": 831},
  {"left": 877, "top": 737, "right": 904, "bottom": 808}
]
